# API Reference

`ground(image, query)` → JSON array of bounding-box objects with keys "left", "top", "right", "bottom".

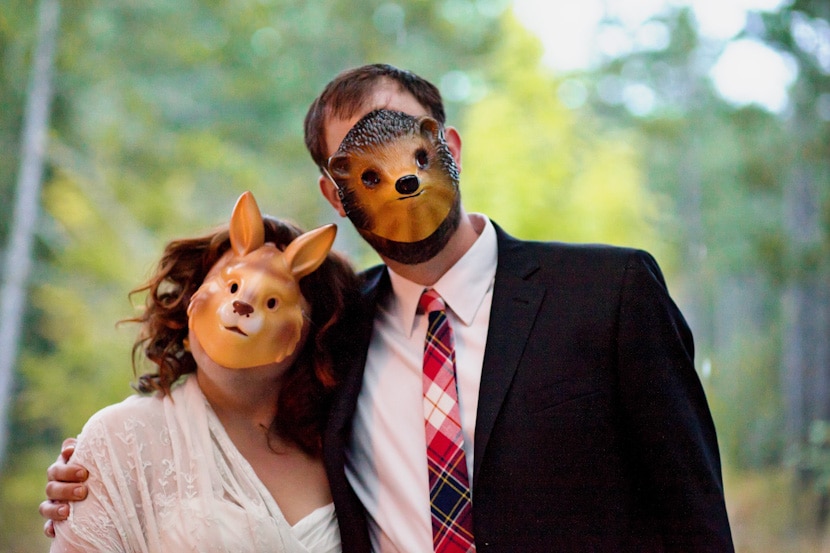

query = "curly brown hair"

[{"left": 125, "top": 216, "right": 362, "bottom": 457}]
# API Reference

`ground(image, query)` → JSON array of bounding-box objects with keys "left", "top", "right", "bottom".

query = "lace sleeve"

[{"left": 50, "top": 411, "right": 136, "bottom": 552}]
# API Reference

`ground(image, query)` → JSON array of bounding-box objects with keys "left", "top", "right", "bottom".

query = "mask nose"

[
  {"left": 395, "top": 175, "right": 420, "bottom": 195},
  {"left": 233, "top": 300, "right": 254, "bottom": 317}
]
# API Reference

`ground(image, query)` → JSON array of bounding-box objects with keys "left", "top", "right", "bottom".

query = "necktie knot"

[{"left": 419, "top": 288, "right": 445, "bottom": 315}]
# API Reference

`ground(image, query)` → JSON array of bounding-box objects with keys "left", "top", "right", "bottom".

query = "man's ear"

[
  {"left": 444, "top": 126, "right": 462, "bottom": 172},
  {"left": 318, "top": 174, "right": 347, "bottom": 217}
]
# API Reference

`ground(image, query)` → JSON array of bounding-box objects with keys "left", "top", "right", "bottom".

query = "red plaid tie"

[{"left": 420, "top": 289, "right": 475, "bottom": 552}]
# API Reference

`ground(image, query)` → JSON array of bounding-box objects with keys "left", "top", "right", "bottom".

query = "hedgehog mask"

[{"left": 326, "top": 109, "right": 461, "bottom": 265}]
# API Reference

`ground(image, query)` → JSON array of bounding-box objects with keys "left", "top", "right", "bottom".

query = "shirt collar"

[{"left": 387, "top": 214, "right": 498, "bottom": 337}]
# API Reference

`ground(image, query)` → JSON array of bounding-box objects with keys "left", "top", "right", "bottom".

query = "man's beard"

[{"left": 351, "top": 193, "right": 462, "bottom": 265}]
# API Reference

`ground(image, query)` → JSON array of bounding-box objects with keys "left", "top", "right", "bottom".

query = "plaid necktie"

[{"left": 419, "top": 288, "right": 476, "bottom": 552}]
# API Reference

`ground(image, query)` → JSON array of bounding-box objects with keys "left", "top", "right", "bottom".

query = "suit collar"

[
  {"left": 330, "top": 222, "right": 547, "bottom": 489},
  {"left": 325, "top": 265, "right": 388, "bottom": 442},
  {"left": 385, "top": 216, "right": 498, "bottom": 337}
]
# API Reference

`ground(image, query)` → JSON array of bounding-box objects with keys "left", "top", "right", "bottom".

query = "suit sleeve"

[{"left": 615, "top": 250, "right": 734, "bottom": 551}]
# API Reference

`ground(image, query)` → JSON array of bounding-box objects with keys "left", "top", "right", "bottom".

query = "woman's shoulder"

[
  {"left": 71, "top": 378, "right": 201, "bottom": 476},
  {"left": 83, "top": 390, "right": 161, "bottom": 426},
  {"left": 79, "top": 376, "right": 194, "bottom": 439}
]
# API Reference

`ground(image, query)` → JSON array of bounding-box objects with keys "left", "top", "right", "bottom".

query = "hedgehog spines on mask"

[{"left": 327, "top": 109, "right": 461, "bottom": 265}]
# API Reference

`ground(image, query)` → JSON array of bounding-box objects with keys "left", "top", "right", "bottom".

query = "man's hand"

[{"left": 38, "top": 438, "right": 89, "bottom": 538}]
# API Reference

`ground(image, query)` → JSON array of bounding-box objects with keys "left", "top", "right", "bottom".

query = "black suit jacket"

[{"left": 324, "top": 223, "right": 734, "bottom": 552}]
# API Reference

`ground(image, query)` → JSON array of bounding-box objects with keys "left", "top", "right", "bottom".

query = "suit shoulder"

[
  {"left": 358, "top": 263, "right": 389, "bottom": 297},
  {"left": 527, "top": 239, "right": 658, "bottom": 273},
  {"left": 358, "top": 263, "right": 386, "bottom": 282},
  {"left": 536, "top": 240, "right": 638, "bottom": 257},
  {"left": 493, "top": 221, "right": 655, "bottom": 268}
]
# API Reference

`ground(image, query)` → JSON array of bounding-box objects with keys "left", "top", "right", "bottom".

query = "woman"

[{"left": 49, "top": 209, "right": 362, "bottom": 552}]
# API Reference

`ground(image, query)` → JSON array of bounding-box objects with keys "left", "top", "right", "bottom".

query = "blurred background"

[{"left": 0, "top": 0, "right": 828, "bottom": 550}]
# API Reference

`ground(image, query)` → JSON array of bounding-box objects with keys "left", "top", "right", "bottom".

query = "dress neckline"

[{"left": 188, "top": 375, "right": 335, "bottom": 529}]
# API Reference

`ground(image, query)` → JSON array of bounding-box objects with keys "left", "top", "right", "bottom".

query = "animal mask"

[
  {"left": 326, "top": 109, "right": 461, "bottom": 265},
  {"left": 187, "top": 191, "right": 336, "bottom": 368}
]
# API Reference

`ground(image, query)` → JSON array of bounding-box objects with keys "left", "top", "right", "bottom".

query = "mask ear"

[
  {"left": 229, "top": 191, "right": 265, "bottom": 256},
  {"left": 418, "top": 116, "right": 441, "bottom": 142},
  {"left": 283, "top": 224, "right": 337, "bottom": 280},
  {"left": 327, "top": 153, "right": 351, "bottom": 180}
]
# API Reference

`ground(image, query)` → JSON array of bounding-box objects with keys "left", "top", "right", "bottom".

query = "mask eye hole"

[
  {"left": 415, "top": 149, "right": 429, "bottom": 169},
  {"left": 361, "top": 170, "right": 381, "bottom": 188},
  {"left": 266, "top": 298, "right": 278, "bottom": 310},
  {"left": 229, "top": 282, "right": 239, "bottom": 294}
]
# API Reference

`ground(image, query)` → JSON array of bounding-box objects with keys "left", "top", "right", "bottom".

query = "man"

[{"left": 42, "top": 64, "right": 734, "bottom": 552}]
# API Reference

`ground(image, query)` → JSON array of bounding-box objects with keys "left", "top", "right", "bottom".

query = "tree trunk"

[
  {"left": 0, "top": 0, "right": 61, "bottom": 468},
  {"left": 781, "top": 158, "right": 826, "bottom": 451},
  {"left": 677, "top": 131, "right": 712, "bottom": 358}
]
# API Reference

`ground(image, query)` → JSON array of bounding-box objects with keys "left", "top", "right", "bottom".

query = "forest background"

[{"left": 0, "top": 0, "right": 828, "bottom": 551}]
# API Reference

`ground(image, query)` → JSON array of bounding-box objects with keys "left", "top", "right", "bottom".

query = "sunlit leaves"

[{"left": 462, "top": 15, "right": 663, "bottom": 257}]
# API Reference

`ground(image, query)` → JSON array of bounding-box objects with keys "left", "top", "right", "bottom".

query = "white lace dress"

[{"left": 50, "top": 375, "right": 341, "bottom": 553}]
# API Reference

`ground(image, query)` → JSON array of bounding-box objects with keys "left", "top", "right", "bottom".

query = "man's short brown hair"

[{"left": 303, "top": 63, "right": 446, "bottom": 171}]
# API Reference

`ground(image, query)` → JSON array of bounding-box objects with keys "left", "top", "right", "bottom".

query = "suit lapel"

[
  {"left": 473, "top": 226, "right": 545, "bottom": 482},
  {"left": 321, "top": 266, "right": 388, "bottom": 550},
  {"left": 330, "top": 230, "right": 545, "bottom": 493},
  {"left": 328, "top": 266, "right": 389, "bottom": 443}
]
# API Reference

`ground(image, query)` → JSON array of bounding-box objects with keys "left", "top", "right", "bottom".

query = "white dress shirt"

[{"left": 345, "top": 214, "right": 498, "bottom": 553}]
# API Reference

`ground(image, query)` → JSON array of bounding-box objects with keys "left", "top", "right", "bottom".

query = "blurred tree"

[
  {"left": 0, "top": 0, "right": 60, "bottom": 466},
  {"left": 760, "top": 0, "right": 830, "bottom": 465},
  {"left": 579, "top": 1, "right": 830, "bottom": 475},
  {"left": 462, "top": 14, "right": 665, "bottom": 259},
  {"left": 3, "top": 0, "right": 824, "bottom": 549},
  {"left": 0, "top": 0, "right": 509, "bottom": 549}
]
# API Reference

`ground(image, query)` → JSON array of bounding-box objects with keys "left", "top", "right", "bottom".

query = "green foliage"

[
  {"left": 0, "top": 2, "right": 33, "bottom": 239},
  {"left": 0, "top": 1, "right": 510, "bottom": 549},
  {"left": 462, "top": 15, "right": 666, "bottom": 261},
  {"left": 0, "top": 448, "right": 56, "bottom": 552},
  {"left": 707, "top": 324, "right": 785, "bottom": 469},
  {"left": 2, "top": 0, "right": 829, "bottom": 549},
  {"left": 581, "top": 2, "right": 830, "bottom": 487}
]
